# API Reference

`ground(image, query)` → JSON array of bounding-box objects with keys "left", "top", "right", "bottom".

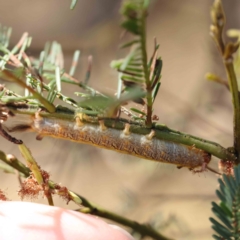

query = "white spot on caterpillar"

[
  {"left": 141, "top": 135, "right": 152, "bottom": 146},
  {"left": 140, "top": 130, "right": 155, "bottom": 145},
  {"left": 146, "top": 130, "right": 155, "bottom": 140},
  {"left": 120, "top": 123, "right": 131, "bottom": 139},
  {"left": 52, "top": 122, "right": 59, "bottom": 128},
  {"left": 98, "top": 120, "right": 107, "bottom": 131},
  {"left": 82, "top": 125, "right": 96, "bottom": 133},
  {"left": 75, "top": 117, "right": 84, "bottom": 127},
  {"left": 123, "top": 123, "right": 130, "bottom": 136},
  {"left": 34, "top": 111, "right": 42, "bottom": 121}
]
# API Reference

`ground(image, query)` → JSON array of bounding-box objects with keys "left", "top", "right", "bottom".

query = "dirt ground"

[{"left": 0, "top": 0, "right": 238, "bottom": 239}]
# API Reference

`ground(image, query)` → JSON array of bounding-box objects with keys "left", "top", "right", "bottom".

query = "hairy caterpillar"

[{"left": 8, "top": 112, "right": 211, "bottom": 172}]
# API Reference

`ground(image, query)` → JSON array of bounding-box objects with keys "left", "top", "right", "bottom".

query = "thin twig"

[
  {"left": 205, "top": 72, "right": 229, "bottom": 90},
  {"left": 3, "top": 105, "right": 236, "bottom": 161},
  {"left": 139, "top": 4, "right": 152, "bottom": 127},
  {"left": 0, "top": 149, "right": 172, "bottom": 240},
  {"left": 18, "top": 143, "right": 54, "bottom": 206},
  {"left": 0, "top": 70, "right": 55, "bottom": 113},
  {"left": 210, "top": 0, "right": 240, "bottom": 160}
]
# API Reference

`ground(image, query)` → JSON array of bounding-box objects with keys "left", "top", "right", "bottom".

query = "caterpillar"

[
  {"left": 0, "top": 102, "right": 217, "bottom": 173},
  {"left": 7, "top": 112, "right": 212, "bottom": 173}
]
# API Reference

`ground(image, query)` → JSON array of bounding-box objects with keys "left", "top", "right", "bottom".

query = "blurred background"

[{"left": 0, "top": 0, "right": 240, "bottom": 239}]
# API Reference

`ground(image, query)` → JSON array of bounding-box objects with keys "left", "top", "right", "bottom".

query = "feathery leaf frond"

[
  {"left": 211, "top": 165, "right": 240, "bottom": 239},
  {"left": 111, "top": 0, "right": 162, "bottom": 126}
]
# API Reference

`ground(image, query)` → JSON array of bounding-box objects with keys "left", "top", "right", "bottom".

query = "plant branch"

[
  {"left": 0, "top": 150, "right": 30, "bottom": 176},
  {"left": 211, "top": 0, "right": 240, "bottom": 160},
  {"left": 139, "top": 4, "right": 152, "bottom": 127},
  {"left": 0, "top": 70, "right": 55, "bottom": 113},
  {"left": 205, "top": 72, "right": 229, "bottom": 90},
  {"left": 75, "top": 202, "right": 172, "bottom": 240},
  {"left": 0, "top": 149, "right": 172, "bottom": 240},
  {"left": 4, "top": 105, "right": 236, "bottom": 162},
  {"left": 18, "top": 143, "right": 54, "bottom": 206},
  {"left": 224, "top": 62, "right": 240, "bottom": 157}
]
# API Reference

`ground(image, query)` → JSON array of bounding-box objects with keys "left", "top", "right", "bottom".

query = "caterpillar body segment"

[{"left": 31, "top": 114, "right": 211, "bottom": 171}]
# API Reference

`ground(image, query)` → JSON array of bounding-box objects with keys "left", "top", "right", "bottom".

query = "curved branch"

[
  {"left": 0, "top": 149, "right": 172, "bottom": 240},
  {"left": 4, "top": 105, "right": 236, "bottom": 162}
]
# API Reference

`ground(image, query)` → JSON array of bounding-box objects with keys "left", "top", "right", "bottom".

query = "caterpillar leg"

[
  {"left": 193, "top": 162, "right": 207, "bottom": 174},
  {"left": 193, "top": 162, "right": 221, "bottom": 175},
  {"left": 36, "top": 134, "right": 44, "bottom": 141}
]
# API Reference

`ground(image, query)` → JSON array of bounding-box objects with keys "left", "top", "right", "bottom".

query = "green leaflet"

[
  {"left": 121, "top": 20, "right": 140, "bottom": 35},
  {"left": 130, "top": 107, "right": 146, "bottom": 116},
  {"left": 211, "top": 165, "right": 240, "bottom": 239},
  {"left": 111, "top": 0, "right": 148, "bottom": 93},
  {"left": 70, "top": 0, "right": 79, "bottom": 10},
  {"left": 111, "top": 0, "right": 162, "bottom": 126},
  {"left": 78, "top": 87, "right": 146, "bottom": 117}
]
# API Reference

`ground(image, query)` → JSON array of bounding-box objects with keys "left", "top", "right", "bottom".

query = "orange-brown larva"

[{"left": 30, "top": 114, "right": 211, "bottom": 172}]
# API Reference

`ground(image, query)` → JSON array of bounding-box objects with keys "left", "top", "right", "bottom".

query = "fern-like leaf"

[
  {"left": 211, "top": 165, "right": 240, "bottom": 239},
  {"left": 78, "top": 87, "right": 145, "bottom": 117},
  {"left": 111, "top": 0, "right": 149, "bottom": 90},
  {"left": 111, "top": 0, "right": 162, "bottom": 126}
]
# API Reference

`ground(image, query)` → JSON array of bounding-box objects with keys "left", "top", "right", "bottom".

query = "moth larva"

[{"left": 27, "top": 113, "right": 211, "bottom": 171}]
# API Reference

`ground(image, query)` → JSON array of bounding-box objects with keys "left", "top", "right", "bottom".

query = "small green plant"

[{"left": 0, "top": 0, "right": 240, "bottom": 239}]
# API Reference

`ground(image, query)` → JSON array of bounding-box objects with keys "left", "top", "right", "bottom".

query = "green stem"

[
  {"left": 139, "top": 7, "right": 152, "bottom": 127},
  {"left": 0, "top": 151, "right": 172, "bottom": 240},
  {"left": 74, "top": 197, "right": 173, "bottom": 240},
  {"left": 210, "top": 0, "right": 240, "bottom": 161},
  {"left": 0, "top": 150, "right": 30, "bottom": 176},
  {"left": 18, "top": 143, "right": 54, "bottom": 206},
  {"left": 5, "top": 106, "right": 236, "bottom": 161},
  {"left": 46, "top": 189, "right": 54, "bottom": 206},
  {"left": 154, "top": 125, "right": 235, "bottom": 161},
  {"left": 224, "top": 62, "right": 240, "bottom": 159},
  {"left": 18, "top": 144, "right": 44, "bottom": 184},
  {"left": 0, "top": 70, "right": 55, "bottom": 113},
  {"left": 42, "top": 84, "right": 78, "bottom": 108}
]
